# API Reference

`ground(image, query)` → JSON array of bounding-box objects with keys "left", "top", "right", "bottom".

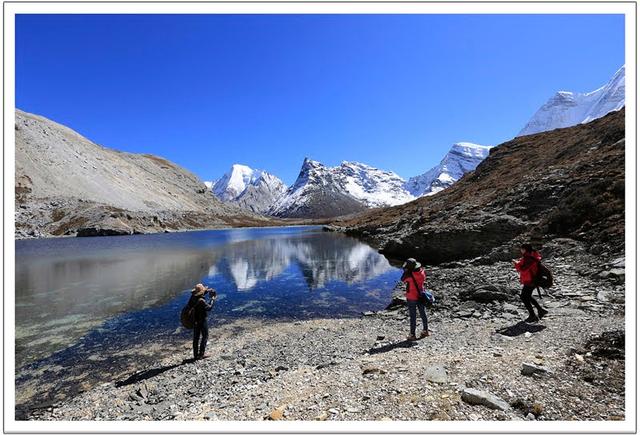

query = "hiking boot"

[
  {"left": 407, "top": 335, "right": 418, "bottom": 341},
  {"left": 538, "top": 308, "right": 549, "bottom": 319},
  {"left": 198, "top": 354, "right": 210, "bottom": 360},
  {"left": 524, "top": 314, "right": 539, "bottom": 323},
  {"left": 419, "top": 330, "right": 430, "bottom": 339}
]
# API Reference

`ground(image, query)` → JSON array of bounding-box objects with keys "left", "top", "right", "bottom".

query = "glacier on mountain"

[
  {"left": 404, "top": 142, "right": 492, "bottom": 197},
  {"left": 209, "top": 164, "right": 287, "bottom": 214},
  {"left": 518, "top": 65, "right": 625, "bottom": 136},
  {"left": 212, "top": 145, "right": 492, "bottom": 218},
  {"left": 269, "top": 158, "right": 416, "bottom": 218}
]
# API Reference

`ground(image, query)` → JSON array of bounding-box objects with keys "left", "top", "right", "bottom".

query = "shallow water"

[{"left": 15, "top": 226, "right": 400, "bottom": 411}]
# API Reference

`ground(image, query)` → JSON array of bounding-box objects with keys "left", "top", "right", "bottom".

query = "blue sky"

[{"left": 16, "top": 14, "right": 624, "bottom": 185}]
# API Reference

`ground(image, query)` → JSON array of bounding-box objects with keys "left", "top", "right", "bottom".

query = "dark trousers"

[
  {"left": 407, "top": 300, "right": 428, "bottom": 336},
  {"left": 520, "top": 285, "right": 543, "bottom": 317},
  {"left": 193, "top": 319, "right": 209, "bottom": 358}
]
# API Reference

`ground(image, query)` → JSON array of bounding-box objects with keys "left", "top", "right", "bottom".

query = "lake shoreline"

[
  {"left": 15, "top": 220, "right": 333, "bottom": 241},
  {"left": 22, "top": 244, "right": 626, "bottom": 421}
]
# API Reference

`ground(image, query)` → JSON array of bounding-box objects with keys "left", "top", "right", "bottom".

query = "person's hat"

[
  {"left": 191, "top": 283, "right": 206, "bottom": 296},
  {"left": 402, "top": 258, "right": 421, "bottom": 270}
]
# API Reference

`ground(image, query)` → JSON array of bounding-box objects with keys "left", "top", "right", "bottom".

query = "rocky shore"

[{"left": 25, "top": 241, "right": 625, "bottom": 421}]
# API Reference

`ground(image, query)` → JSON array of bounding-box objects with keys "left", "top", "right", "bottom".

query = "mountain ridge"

[
  {"left": 15, "top": 109, "right": 277, "bottom": 238},
  {"left": 518, "top": 65, "right": 625, "bottom": 136},
  {"left": 329, "top": 109, "right": 625, "bottom": 264}
]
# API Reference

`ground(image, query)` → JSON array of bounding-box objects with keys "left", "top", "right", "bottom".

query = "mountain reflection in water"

[{"left": 15, "top": 226, "right": 398, "bottom": 368}]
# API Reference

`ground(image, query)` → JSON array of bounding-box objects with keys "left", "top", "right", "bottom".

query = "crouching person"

[{"left": 401, "top": 258, "right": 429, "bottom": 341}]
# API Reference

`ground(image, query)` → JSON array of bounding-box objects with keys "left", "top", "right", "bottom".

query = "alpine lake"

[{"left": 14, "top": 226, "right": 401, "bottom": 414}]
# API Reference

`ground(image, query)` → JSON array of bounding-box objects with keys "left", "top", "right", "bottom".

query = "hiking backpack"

[
  {"left": 180, "top": 299, "right": 197, "bottom": 329},
  {"left": 535, "top": 262, "right": 554, "bottom": 289},
  {"left": 409, "top": 271, "right": 436, "bottom": 306}
]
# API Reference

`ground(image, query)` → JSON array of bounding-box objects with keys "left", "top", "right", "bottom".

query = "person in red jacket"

[
  {"left": 513, "top": 243, "right": 548, "bottom": 323},
  {"left": 401, "top": 258, "right": 429, "bottom": 341}
]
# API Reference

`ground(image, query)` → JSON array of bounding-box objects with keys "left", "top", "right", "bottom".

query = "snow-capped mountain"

[
  {"left": 405, "top": 142, "right": 492, "bottom": 197},
  {"left": 270, "top": 159, "right": 415, "bottom": 218},
  {"left": 518, "top": 65, "right": 625, "bottom": 136},
  {"left": 209, "top": 164, "right": 287, "bottom": 214}
]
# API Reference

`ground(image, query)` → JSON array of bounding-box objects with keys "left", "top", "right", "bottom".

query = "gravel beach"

[{"left": 24, "top": 242, "right": 625, "bottom": 421}]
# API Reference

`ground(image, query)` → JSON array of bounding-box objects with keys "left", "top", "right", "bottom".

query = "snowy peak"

[
  {"left": 270, "top": 158, "right": 415, "bottom": 218},
  {"left": 210, "top": 164, "right": 287, "bottom": 214},
  {"left": 405, "top": 142, "right": 491, "bottom": 197},
  {"left": 518, "top": 65, "right": 625, "bottom": 136},
  {"left": 337, "top": 161, "right": 414, "bottom": 207},
  {"left": 212, "top": 164, "right": 262, "bottom": 201}
]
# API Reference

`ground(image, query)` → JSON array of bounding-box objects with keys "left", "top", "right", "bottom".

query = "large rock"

[
  {"left": 598, "top": 268, "right": 625, "bottom": 281},
  {"left": 521, "top": 362, "right": 552, "bottom": 377},
  {"left": 462, "top": 285, "right": 512, "bottom": 303},
  {"left": 461, "top": 388, "right": 510, "bottom": 411},
  {"left": 423, "top": 365, "right": 448, "bottom": 384},
  {"left": 76, "top": 217, "right": 134, "bottom": 237},
  {"left": 380, "top": 213, "right": 527, "bottom": 265}
]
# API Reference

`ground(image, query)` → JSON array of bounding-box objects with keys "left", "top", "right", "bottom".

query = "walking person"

[
  {"left": 513, "top": 244, "right": 548, "bottom": 323},
  {"left": 401, "top": 258, "right": 429, "bottom": 341},
  {"left": 188, "top": 283, "right": 217, "bottom": 360}
]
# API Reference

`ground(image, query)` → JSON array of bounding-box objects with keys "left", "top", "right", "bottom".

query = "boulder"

[
  {"left": 77, "top": 226, "right": 133, "bottom": 237},
  {"left": 611, "top": 257, "right": 625, "bottom": 268},
  {"left": 461, "top": 388, "right": 510, "bottom": 411},
  {"left": 502, "top": 303, "right": 519, "bottom": 314},
  {"left": 423, "top": 365, "right": 448, "bottom": 384},
  {"left": 470, "top": 285, "right": 511, "bottom": 303},
  {"left": 598, "top": 268, "right": 625, "bottom": 281},
  {"left": 521, "top": 362, "right": 552, "bottom": 376}
]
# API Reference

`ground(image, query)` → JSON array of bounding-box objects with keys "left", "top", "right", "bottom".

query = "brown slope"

[
  {"left": 15, "top": 109, "right": 283, "bottom": 238},
  {"left": 330, "top": 109, "right": 625, "bottom": 264}
]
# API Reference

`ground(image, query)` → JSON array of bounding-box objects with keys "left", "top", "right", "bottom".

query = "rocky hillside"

[
  {"left": 329, "top": 109, "right": 625, "bottom": 264},
  {"left": 518, "top": 66, "right": 625, "bottom": 136},
  {"left": 15, "top": 110, "right": 275, "bottom": 238}
]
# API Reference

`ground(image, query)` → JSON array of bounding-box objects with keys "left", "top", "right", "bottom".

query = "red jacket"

[
  {"left": 515, "top": 251, "right": 542, "bottom": 286},
  {"left": 402, "top": 268, "right": 426, "bottom": 301}
]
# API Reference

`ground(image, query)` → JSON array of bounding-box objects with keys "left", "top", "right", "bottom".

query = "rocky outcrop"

[
  {"left": 330, "top": 109, "right": 625, "bottom": 264},
  {"left": 15, "top": 110, "right": 276, "bottom": 238}
]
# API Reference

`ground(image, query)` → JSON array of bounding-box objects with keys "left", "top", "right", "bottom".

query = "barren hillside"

[{"left": 329, "top": 109, "right": 625, "bottom": 264}]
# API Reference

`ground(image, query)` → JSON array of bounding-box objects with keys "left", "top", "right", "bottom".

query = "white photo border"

[{"left": 2, "top": 1, "right": 637, "bottom": 434}]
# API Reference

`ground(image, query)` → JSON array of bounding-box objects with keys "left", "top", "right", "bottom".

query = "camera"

[{"left": 206, "top": 288, "right": 217, "bottom": 298}]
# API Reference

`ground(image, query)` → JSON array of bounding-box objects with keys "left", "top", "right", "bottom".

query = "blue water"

[{"left": 15, "top": 226, "right": 400, "bottom": 409}]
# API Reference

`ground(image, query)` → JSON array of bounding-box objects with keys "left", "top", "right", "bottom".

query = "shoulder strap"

[{"left": 409, "top": 271, "right": 423, "bottom": 294}]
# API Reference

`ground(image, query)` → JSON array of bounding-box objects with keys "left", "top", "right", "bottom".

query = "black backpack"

[
  {"left": 180, "top": 298, "right": 197, "bottom": 329},
  {"left": 535, "top": 262, "right": 554, "bottom": 289}
]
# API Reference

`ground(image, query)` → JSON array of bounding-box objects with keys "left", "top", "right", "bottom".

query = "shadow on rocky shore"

[
  {"left": 115, "top": 359, "right": 195, "bottom": 388},
  {"left": 495, "top": 321, "right": 546, "bottom": 337},
  {"left": 367, "top": 339, "right": 418, "bottom": 355}
]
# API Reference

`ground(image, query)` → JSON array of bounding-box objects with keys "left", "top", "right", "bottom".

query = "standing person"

[
  {"left": 189, "top": 283, "right": 217, "bottom": 360},
  {"left": 513, "top": 244, "right": 548, "bottom": 323},
  {"left": 401, "top": 258, "right": 429, "bottom": 341}
]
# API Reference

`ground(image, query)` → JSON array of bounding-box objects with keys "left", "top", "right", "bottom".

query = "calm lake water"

[{"left": 15, "top": 226, "right": 400, "bottom": 410}]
